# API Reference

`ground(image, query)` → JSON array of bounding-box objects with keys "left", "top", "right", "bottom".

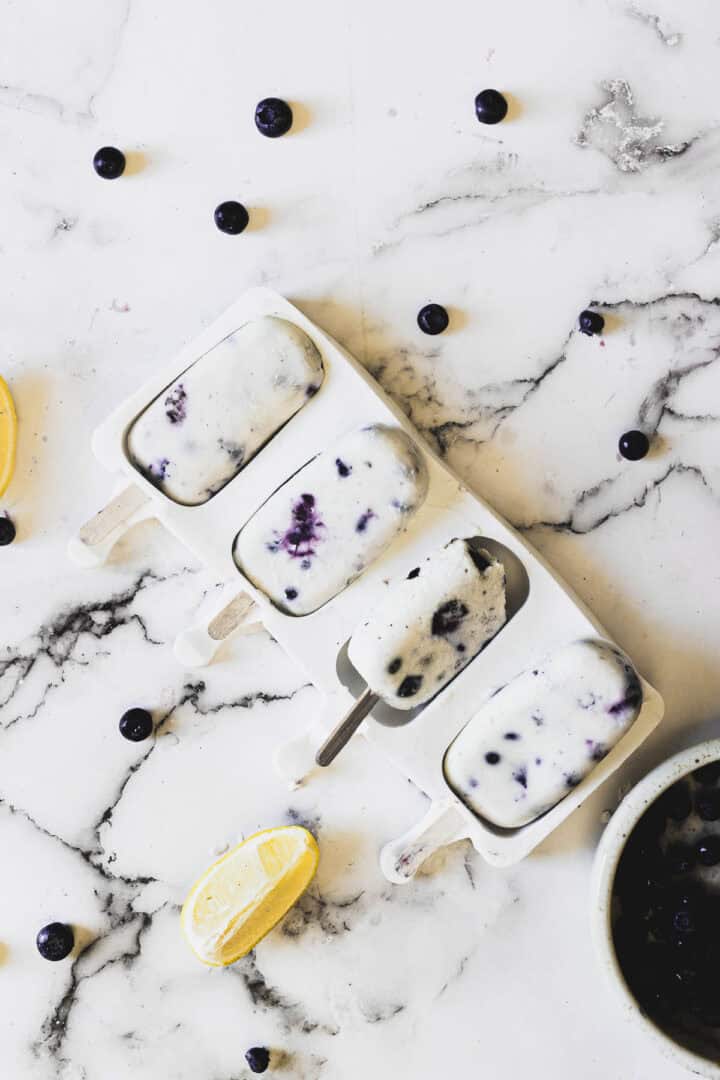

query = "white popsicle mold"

[{"left": 73, "top": 288, "right": 665, "bottom": 876}]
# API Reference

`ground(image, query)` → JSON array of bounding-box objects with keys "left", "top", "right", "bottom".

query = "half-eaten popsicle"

[
  {"left": 316, "top": 538, "right": 507, "bottom": 766},
  {"left": 443, "top": 638, "right": 643, "bottom": 828}
]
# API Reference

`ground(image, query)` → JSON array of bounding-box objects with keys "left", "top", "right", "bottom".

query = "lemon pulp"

[{"left": 181, "top": 825, "right": 319, "bottom": 966}]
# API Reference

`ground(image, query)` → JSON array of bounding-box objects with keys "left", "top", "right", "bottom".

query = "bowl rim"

[{"left": 591, "top": 738, "right": 720, "bottom": 1079}]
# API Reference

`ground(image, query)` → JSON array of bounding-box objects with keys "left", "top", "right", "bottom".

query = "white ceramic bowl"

[{"left": 592, "top": 738, "right": 720, "bottom": 1078}]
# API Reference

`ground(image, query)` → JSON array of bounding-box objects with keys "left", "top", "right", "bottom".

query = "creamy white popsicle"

[
  {"left": 348, "top": 538, "right": 507, "bottom": 709},
  {"left": 443, "top": 639, "right": 643, "bottom": 828},
  {"left": 127, "top": 317, "right": 324, "bottom": 506},
  {"left": 234, "top": 425, "right": 429, "bottom": 615}
]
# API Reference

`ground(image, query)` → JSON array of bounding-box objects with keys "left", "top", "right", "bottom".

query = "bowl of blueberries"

[{"left": 593, "top": 740, "right": 720, "bottom": 1076}]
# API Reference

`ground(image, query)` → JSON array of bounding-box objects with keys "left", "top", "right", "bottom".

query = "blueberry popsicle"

[
  {"left": 316, "top": 539, "right": 506, "bottom": 766},
  {"left": 127, "top": 317, "right": 324, "bottom": 506},
  {"left": 443, "top": 639, "right": 643, "bottom": 828},
  {"left": 234, "top": 424, "right": 429, "bottom": 616}
]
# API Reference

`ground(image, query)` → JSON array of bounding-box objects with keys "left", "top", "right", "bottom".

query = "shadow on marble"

[
  {"left": 503, "top": 92, "right": 524, "bottom": 123},
  {"left": 288, "top": 100, "right": 313, "bottom": 136},
  {"left": 72, "top": 924, "right": 97, "bottom": 957},
  {"left": 445, "top": 305, "right": 468, "bottom": 333},
  {"left": 246, "top": 206, "right": 271, "bottom": 232},
  {"left": 123, "top": 151, "right": 148, "bottom": 176},
  {"left": 598, "top": 310, "right": 623, "bottom": 335}
]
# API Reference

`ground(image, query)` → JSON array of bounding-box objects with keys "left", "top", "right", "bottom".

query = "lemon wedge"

[
  {"left": 0, "top": 376, "right": 17, "bottom": 498},
  {"left": 181, "top": 826, "right": 319, "bottom": 966}
]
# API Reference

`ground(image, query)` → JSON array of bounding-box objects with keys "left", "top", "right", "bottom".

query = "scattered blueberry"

[
  {"left": 504, "top": 732, "right": 520, "bottom": 741},
  {"left": 214, "top": 201, "right": 250, "bottom": 235},
  {"left": 406, "top": 567, "right": 421, "bottom": 579},
  {"left": 578, "top": 309, "right": 604, "bottom": 336},
  {"left": 696, "top": 836, "right": 720, "bottom": 866},
  {"left": 417, "top": 303, "right": 449, "bottom": 336},
  {"left": 618, "top": 430, "right": 650, "bottom": 461},
  {"left": 696, "top": 789, "right": 720, "bottom": 822},
  {"left": 245, "top": 1046, "right": 271, "bottom": 1073},
  {"left": 335, "top": 458, "right": 352, "bottom": 478},
  {"left": 695, "top": 761, "right": 720, "bottom": 786},
  {"left": 284, "top": 588, "right": 298, "bottom": 601},
  {"left": 0, "top": 516, "right": 16, "bottom": 545},
  {"left": 93, "top": 146, "right": 126, "bottom": 179},
  {"left": 255, "top": 97, "right": 293, "bottom": 138},
  {"left": 36, "top": 922, "right": 74, "bottom": 961},
  {"left": 474, "top": 89, "right": 508, "bottom": 125},
  {"left": 485, "top": 751, "right": 501, "bottom": 765},
  {"left": 119, "top": 708, "right": 153, "bottom": 742}
]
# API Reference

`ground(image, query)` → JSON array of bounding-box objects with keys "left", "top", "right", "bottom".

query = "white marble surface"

[{"left": 2, "top": 0, "right": 720, "bottom": 1076}]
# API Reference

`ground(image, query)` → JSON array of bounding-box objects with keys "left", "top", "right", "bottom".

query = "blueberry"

[
  {"left": 695, "top": 760, "right": 720, "bottom": 786},
  {"left": 697, "top": 836, "right": 720, "bottom": 866},
  {"left": 406, "top": 567, "right": 421, "bottom": 579},
  {"left": 665, "top": 844, "right": 695, "bottom": 875},
  {"left": 119, "top": 708, "right": 153, "bottom": 742},
  {"left": 0, "top": 516, "right": 16, "bottom": 545},
  {"left": 93, "top": 146, "right": 126, "bottom": 179},
  {"left": 36, "top": 922, "right": 74, "bottom": 961},
  {"left": 254, "top": 97, "right": 293, "bottom": 138},
  {"left": 474, "top": 89, "right": 508, "bottom": 125},
  {"left": 431, "top": 598, "right": 469, "bottom": 636},
  {"left": 214, "top": 201, "right": 249, "bottom": 235},
  {"left": 468, "top": 548, "right": 491, "bottom": 573},
  {"left": 618, "top": 430, "right": 650, "bottom": 461},
  {"left": 417, "top": 304, "right": 449, "bottom": 336},
  {"left": 397, "top": 674, "right": 423, "bottom": 698},
  {"left": 696, "top": 788, "right": 720, "bottom": 822},
  {"left": 245, "top": 1046, "right": 271, "bottom": 1073},
  {"left": 658, "top": 781, "right": 692, "bottom": 823},
  {"left": 578, "top": 309, "right": 604, "bottom": 336},
  {"left": 485, "top": 751, "right": 501, "bottom": 765},
  {"left": 513, "top": 767, "right": 527, "bottom": 789},
  {"left": 504, "top": 732, "right": 520, "bottom": 741},
  {"left": 284, "top": 588, "right": 298, "bottom": 601}
]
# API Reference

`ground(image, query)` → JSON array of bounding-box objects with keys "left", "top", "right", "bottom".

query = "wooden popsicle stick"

[
  {"left": 173, "top": 590, "right": 260, "bottom": 668},
  {"left": 315, "top": 687, "right": 379, "bottom": 767},
  {"left": 69, "top": 483, "right": 155, "bottom": 568},
  {"left": 78, "top": 484, "right": 150, "bottom": 546}
]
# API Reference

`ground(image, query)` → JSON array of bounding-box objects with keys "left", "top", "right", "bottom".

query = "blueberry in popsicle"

[
  {"left": 443, "top": 639, "right": 643, "bottom": 828},
  {"left": 316, "top": 538, "right": 507, "bottom": 766},
  {"left": 127, "top": 317, "right": 324, "bottom": 506},
  {"left": 234, "top": 425, "right": 429, "bottom": 616}
]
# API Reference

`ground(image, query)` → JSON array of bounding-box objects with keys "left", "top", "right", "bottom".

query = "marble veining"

[{"left": 2, "top": 0, "right": 720, "bottom": 1077}]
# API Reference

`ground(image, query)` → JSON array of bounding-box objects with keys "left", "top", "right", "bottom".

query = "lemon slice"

[
  {"left": 0, "top": 376, "right": 17, "bottom": 498},
  {"left": 181, "top": 826, "right": 319, "bottom": 966}
]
